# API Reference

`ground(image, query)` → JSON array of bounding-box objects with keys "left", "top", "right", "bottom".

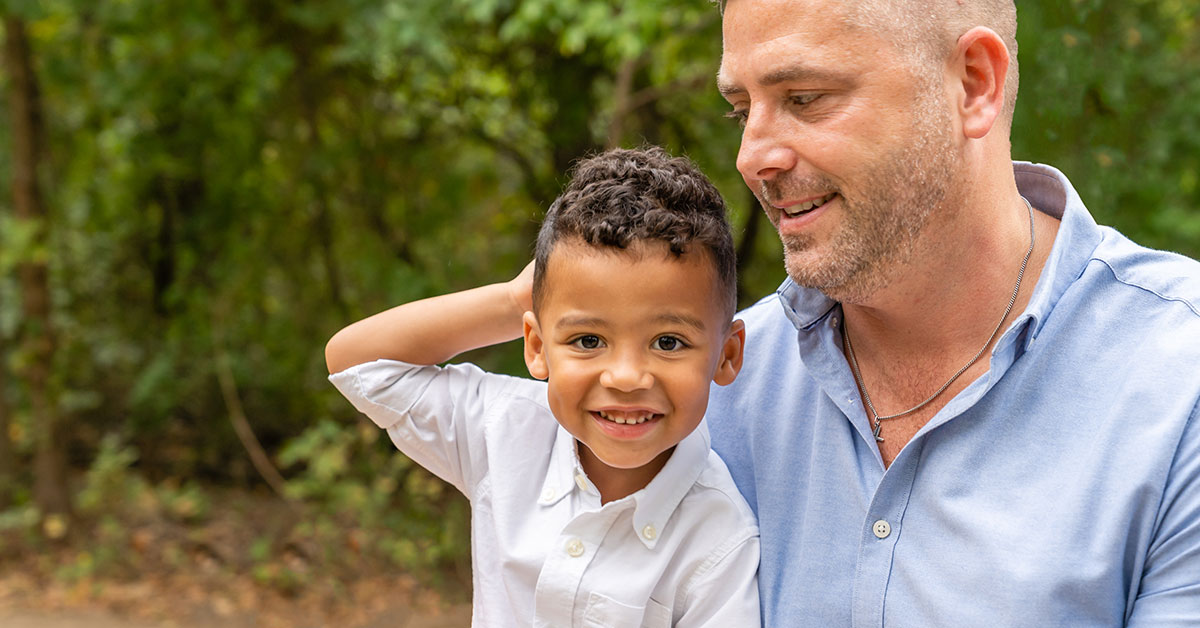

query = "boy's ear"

[
  {"left": 712, "top": 319, "right": 745, "bottom": 386},
  {"left": 523, "top": 311, "right": 549, "bottom": 380}
]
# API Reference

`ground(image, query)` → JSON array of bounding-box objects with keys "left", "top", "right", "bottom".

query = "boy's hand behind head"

[{"left": 508, "top": 261, "right": 535, "bottom": 315}]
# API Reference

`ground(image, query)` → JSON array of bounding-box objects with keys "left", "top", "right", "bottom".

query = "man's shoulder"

[
  {"left": 733, "top": 289, "right": 796, "bottom": 342},
  {"left": 1086, "top": 228, "right": 1200, "bottom": 324}
]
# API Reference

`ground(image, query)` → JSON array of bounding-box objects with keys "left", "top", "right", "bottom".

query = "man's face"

[
  {"left": 523, "top": 240, "right": 743, "bottom": 486},
  {"left": 717, "top": 0, "right": 961, "bottom": 304}
]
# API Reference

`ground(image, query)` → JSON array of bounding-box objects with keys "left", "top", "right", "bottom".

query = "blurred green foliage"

[{"left": 0, "top": 0, "right": 1198, "bottom": 573}]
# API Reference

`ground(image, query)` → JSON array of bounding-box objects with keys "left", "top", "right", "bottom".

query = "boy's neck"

[{"left": 578, "top": 443, "right": 674, "bottom": 504}]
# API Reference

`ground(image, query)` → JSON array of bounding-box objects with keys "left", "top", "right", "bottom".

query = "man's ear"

[
  {"left": 954, "top": 26, "right": 1009, "bottom": 139},
  {"left": 523, "top": 311, "right": 549, "bottom": 380},
  {"left": 712, "top": 319, "right": 746, "bottom": 386}
]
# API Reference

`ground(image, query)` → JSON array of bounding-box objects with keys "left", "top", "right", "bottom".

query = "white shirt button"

[
  {"left": 642, "top": 524, "right": 657, "bottom": 541},
  {"left": 872, "top": 519, "right": 891, "bottom": 539},
  {"left": 829, "top": 316, "right": 840, "bottom": 328},
  {"left": 574, "top": 474, "right": 589, "bottom": 492},
  {"left": 541, "top": 487, "right": 556, "bottom": 501},
  {"left": 565, "top": 538, "right": 585, "bottom": 557}
]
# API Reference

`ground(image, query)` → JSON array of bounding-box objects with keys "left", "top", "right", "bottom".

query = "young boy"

[{"left": 325, "top": 147, "right": 759, "bottom": 627}]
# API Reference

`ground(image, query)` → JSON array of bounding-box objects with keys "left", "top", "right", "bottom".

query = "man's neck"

[
  {"left": 839, "top": 188, "right": 1060, "bottom": 465},
  {"left": 844, "top": 189, "right": 1049, "bottom": 361}
]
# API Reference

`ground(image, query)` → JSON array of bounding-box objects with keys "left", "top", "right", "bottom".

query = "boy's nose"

[{"left": 599, "top": 358, "right": 654, "bottom": 392}]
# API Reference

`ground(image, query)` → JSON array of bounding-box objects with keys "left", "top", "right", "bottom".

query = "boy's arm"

[
  {"left": 678, "top": 532, "right": 761, "bottom": 628},
  {"left": 325, "top": 262, "right": 533, "bottom": 373}
]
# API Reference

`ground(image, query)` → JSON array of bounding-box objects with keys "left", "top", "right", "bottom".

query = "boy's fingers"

[{"left": 509, "top": 261, "right": 535, "bottom": 314}]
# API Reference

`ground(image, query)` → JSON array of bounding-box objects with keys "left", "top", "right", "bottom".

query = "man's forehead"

[{"left": 717, "top": 0, "right": 866, "bottom": 93}]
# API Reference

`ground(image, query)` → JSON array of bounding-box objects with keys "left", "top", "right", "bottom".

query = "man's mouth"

[
  {"left": 595, "top": 410, "right": 661, "bottom": 425},
  {"left": 780, "top": 192, "right": 838, "bottom": 217}
]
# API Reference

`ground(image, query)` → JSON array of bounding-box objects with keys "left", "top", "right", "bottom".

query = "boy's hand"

[{"left": 507, "top": 261, "right": 535, "bottom": 315}]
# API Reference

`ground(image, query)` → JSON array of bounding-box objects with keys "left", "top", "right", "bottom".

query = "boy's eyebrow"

[
  {"left": 555, "top": 315, "right": 609, "bottom": 329},
  {"left": 653, "top": 313, "right": 707, "bottom": 331},
  {"left": 554, "top": 313, "right": 707, "bottom": 331}
]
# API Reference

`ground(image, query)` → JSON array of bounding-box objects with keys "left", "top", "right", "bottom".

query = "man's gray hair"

[{"left": 717, "top": 0, "right": 1020, "bottom": 128}]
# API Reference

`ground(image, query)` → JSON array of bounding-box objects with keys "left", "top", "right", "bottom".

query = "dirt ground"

[
  {"left": 0, "top": 569, "right": 472, "bottom": 627},
  {"left": 0, "top": 485, "right": 473, "bottom": 627}
]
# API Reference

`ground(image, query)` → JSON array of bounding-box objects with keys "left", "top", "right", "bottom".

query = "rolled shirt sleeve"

[{"left": 329, "top": 359, "right": 514, "bottom": 497}]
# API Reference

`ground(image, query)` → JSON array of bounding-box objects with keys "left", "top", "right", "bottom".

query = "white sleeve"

[
  {"left": 328, "top": 359, "right": 520, "bottom": 497},
  {"left": 676, "top": 530, "right": 762, "bottom": 627}
]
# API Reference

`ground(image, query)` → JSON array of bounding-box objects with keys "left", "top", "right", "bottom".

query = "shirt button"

[
  {"left": 565, "top": 538, "right": 585, "bottom": 557},
  {"left": 829, "top": 316, "right": 840, "bottom": 328},
  {"left": 872, "top": 519, "right": 892, "bottom": 539},
  {"left": 574, "top": 474, "right": 589, "bottom": 492},
  {"left": 541, "top": 487, "right": 556, "bottom": 501},
  {"left": 641, "top": 525, "right": 657, "bottom": 541}
]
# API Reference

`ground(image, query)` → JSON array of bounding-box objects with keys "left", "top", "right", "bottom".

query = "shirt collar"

[
  {"left": 628, "top": 423, "right": 710, "bottom": 550},
  {"left": 1010, "top": 161, "right": 1104, "bottom": 349},
  {"left": 538, "top": 425, "right": 583, "bottom": 507},
  {"left": 776, "top": 161, "right": 1104, "bottom": 354},
  {"left": 537, "top": 421, "right": 712, "bottom": 550}
]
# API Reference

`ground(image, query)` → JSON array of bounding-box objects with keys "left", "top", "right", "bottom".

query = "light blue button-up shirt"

[{"left": 708, "top": 162, "right": 1200, "bottom": 627}]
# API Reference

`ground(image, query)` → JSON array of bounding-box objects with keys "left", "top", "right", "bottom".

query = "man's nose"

[
  {"left": 736, "top": 106, "right": 798, "bottom": 185},
  {"left": 599, "top": 353, "right": 654, "bottom": 392}
]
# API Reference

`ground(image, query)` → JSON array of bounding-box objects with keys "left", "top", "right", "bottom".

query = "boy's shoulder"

[
  {"left": 649, "top": 433, "right": 758, "bottom": 557},
  {"left": 684, "top": 449, "right": 758, "bottom": 533}
]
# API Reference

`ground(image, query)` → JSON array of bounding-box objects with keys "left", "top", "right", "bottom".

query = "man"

[{"left": 707, "top": 0, "right": 1200, "bottom": 625}]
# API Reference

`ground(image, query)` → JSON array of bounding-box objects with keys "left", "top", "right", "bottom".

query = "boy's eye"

[
  {"left": 571, "top": 335, "right": 603, "bottom": 350},
  {"left": 653, "top": 336, "right": 685, "bottom": 351}
]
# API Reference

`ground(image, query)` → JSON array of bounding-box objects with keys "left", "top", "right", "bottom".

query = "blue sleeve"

[{"left": 1127, "top": 401, "right": 1200, "bottom": 626}]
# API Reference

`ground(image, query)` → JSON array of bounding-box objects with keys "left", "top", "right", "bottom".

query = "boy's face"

[{"left": 523, "top": 239, "right": 745, "bottom": 486}]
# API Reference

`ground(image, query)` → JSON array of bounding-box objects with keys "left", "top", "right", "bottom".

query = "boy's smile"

[{"left": 523, "top": 239, "right": 744, "bottom": 500}]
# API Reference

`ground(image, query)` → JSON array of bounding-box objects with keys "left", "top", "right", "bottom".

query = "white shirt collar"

[{"left": 538, "top": 422, "right": 711, "bottom": 550}]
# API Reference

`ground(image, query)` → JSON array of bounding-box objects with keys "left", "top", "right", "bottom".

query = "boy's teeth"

[
  {"left": 597, "top": 411, "right": 653, "bottom": 424},
  {"left": 784, "top": 192, "right": 836, "bottom": 216}
]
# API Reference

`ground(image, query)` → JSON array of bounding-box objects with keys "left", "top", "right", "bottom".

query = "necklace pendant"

[{"left": 873, "top": 421, "right": 884, "bottom": 443}]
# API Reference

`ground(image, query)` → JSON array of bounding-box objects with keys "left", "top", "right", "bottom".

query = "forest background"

[{"left": 1, "top": 0, "right": 1199, "bottom": 624}]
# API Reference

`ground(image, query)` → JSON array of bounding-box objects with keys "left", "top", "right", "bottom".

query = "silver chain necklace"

[{"left": 843, "top": 197, "right": 1036, "bottom": 443}]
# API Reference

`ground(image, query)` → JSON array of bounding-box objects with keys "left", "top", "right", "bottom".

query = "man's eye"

[
  {"left": 653, "top": 336, "right": 685, "bottom": 351},
  {"left": 723, "top": 109, "right": 749, "bottom": 127},
  {"left": 789, "top": 93, "right": 821, "bottom": 107},
  {"left": 571, "top": 335, "right": 603, "bottom": 350}
]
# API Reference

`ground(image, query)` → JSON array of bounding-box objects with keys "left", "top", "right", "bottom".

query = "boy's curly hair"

[{"left": 533, "top": 146, "right": 736, "bottom": 318}]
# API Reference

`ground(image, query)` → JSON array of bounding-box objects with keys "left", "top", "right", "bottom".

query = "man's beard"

[{"left": 763, "top": 87, "right": 959, "bottom": 305}]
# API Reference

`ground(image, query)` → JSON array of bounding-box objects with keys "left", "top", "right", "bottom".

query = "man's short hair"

[
  {"left": 532, "top": 146, "right": 737, "bottom": 319},
  {"left": 718, "top": 0, "right": 1020, "bottom": 128},
  {"left": 848, "top": 0, "right": 1019, "bottom": 127}
]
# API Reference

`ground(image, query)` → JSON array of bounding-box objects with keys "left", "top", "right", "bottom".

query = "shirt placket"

[
  {"left": 532, "top": 498, "right": 620, "bottom": 627},
  {"left": 850, "top": 440, "right": 923, "bottom": 628}
]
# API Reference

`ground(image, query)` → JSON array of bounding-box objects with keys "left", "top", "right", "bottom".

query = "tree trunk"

[
  {"left": 735, "top": 188, "right": 764, "bottom": 307},
  {"left": 0, "top": 340, "right": 13, "bottom": 509},
  {"left": 4, "top": 15, "right": 71, "bottom": 522}
]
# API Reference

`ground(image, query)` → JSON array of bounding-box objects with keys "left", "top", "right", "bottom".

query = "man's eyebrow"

[{"left": 717, "top": 64, "right": 856, "bottom": 96}]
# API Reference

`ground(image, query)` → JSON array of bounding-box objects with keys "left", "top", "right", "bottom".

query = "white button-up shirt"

[{"left": 331, "top": 359, "right": 760, "bottom": 627}]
